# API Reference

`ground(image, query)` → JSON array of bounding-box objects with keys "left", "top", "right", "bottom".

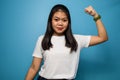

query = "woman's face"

[{"left": 52, "top": 11, "right": 68, "bottom": 36}]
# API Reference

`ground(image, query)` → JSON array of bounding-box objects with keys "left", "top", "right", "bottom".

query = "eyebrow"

[{"left": 53, "top": 16, "right": 68, "bottom": 19}]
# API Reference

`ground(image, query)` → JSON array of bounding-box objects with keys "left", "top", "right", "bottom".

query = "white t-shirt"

[{"left": 32, "top": 34, "right": 91, "bottom": 79}]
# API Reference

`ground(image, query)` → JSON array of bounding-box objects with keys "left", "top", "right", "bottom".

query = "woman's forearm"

[
  {"left": 95, "top": 16, "right": 108, "bottom": 41},
  {"left": 25, "top": 66, "right": 38, "bottom": 80},
  {"left": 25, "top": 57, "right": 42, "bottom": 80}
]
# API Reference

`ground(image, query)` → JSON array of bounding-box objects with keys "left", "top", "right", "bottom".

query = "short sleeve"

[
  {"left": 75, "top": 35, "right": 91, "bottom": 48},
  {"left": 32, "top": 35, "right": 44, "bottom": 58}
]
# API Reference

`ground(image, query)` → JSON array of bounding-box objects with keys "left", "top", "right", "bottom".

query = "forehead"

[{"left": 53, "top": 11, "right": 68, "bottom": 18}]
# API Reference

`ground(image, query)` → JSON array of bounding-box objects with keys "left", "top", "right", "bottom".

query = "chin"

[{"left": 54, "top": 31, "right": 65, "bottom": 35}]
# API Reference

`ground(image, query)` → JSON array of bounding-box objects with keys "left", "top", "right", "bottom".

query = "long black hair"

[{"left": 42, "top": 4, "right": 78, "bottom": 52}]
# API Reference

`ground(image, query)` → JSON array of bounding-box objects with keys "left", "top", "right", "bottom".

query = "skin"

[
  {"left": 52, "top": 10, "right": 68, "bottom": 36},
  {"left": 25, "top": 5, "right": 108, "bottom": 80}
]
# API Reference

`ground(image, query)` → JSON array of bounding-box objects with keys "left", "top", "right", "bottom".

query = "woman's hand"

[{"left": 85, "top": 6, "right": 99, "bottom": 18}]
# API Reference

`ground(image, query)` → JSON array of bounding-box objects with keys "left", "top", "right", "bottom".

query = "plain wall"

[{"left": 0, "top": 0, "right": 120, "bottom": 80}]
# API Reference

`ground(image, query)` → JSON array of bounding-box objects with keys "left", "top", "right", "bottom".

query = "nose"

[{"left": 58, "top": 20, "right": 63, "bottom": 26}]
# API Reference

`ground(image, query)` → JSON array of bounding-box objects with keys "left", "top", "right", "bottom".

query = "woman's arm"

[
  {"left": 25, "top": 57, "right": 42, "bottom": 80},
  {"left": 85, "top": 6, "right": 108, "bottom": 46}
]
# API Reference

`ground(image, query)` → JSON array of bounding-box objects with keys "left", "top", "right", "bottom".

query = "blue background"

[{"left": 0, "top": 0, "right": 120, "bottom": 80}]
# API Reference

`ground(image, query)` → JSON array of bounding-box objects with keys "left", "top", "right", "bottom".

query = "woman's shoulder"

[
  {"left": 37, "top": 34, "right": 45, "bottom": 41},
  {"left": 73, "top": 34, "right": 85, "bottom": 37},
  {"left": 73, "top": 34, "right": 90, "bottom": 37},
  {"left": 73, "top": 34, "right": 91, "bottom": 40}
]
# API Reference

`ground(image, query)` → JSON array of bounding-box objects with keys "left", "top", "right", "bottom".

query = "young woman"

[{"left": 25, "top": 4, "right": 108, "bottom": 80}]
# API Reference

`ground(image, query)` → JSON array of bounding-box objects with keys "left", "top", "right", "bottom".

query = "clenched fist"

[{"left": 85, "top": 6, "right": 99, "bottom": 18}]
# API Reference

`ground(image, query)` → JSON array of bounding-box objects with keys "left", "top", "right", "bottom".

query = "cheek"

[
  {"left": 52, "top": 20, "right": 57, "bottom": 25},
  {"left": 51, "top": 21, "right": 56, "bottom": 27},
  {"left": 51, "top": 22, "right": 57, "bottom": 30},
  {"left": 64, "top": 22, "right": 69, "bottom": 28}
]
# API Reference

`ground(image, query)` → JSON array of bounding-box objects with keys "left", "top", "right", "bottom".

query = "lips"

[{"left": 57, "top": 27, "right": 64, "bottom": 30}]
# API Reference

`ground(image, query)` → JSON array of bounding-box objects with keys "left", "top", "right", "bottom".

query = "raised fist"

[{"left": 85, "top": 6, "right": 98, "bottom": 17}]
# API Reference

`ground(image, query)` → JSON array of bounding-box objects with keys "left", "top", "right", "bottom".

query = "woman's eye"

[
  {"left": 63, "top": 19, "right": 68, "bottom": 22},
  {"left": 54, "top": 19, "right": 59, "bottom": 21}
]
